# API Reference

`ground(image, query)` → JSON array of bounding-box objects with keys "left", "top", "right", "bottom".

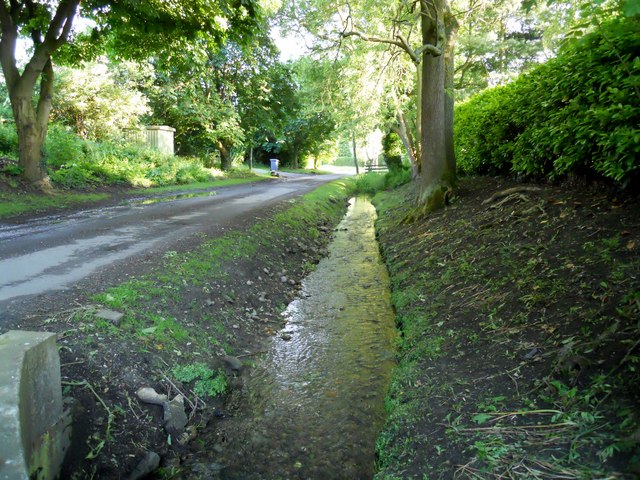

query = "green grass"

[
  {"left": 0, "top": 172, "right": 267, "bottom": 219},
  {"left": 172, "top": 362, "right": 227, "bottom": 398},
  {"left": 136, "top": 175, "right": 270, "bottom": 194},
  {"left": 0, "top": 191, "right": 110, "bottom": 218},
  {"left": 279, "top": 167, "right": 331, "bottom": 175},
  {"left": 353, "top": 169, "right": 412, "bottom": 196}
]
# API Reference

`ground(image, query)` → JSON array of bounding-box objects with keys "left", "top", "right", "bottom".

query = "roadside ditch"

[{"left": 8, "top": 179, "right": 357, "bottom": 478}]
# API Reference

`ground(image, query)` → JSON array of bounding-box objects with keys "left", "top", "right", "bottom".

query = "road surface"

[{"left": 0, "top": 173, "right": 343, "bottom": 326}]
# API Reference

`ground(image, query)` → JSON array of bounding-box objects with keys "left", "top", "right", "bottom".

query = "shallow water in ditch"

[{"left": 193, "top": 197, "right": 397, "bottom": 479}]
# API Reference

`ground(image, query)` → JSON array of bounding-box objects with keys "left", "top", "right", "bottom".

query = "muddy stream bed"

[{"left": 186, "top": 197, "right": 397, "bottom": 479}]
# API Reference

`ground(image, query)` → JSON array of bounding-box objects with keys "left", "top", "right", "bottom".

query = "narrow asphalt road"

[{"left": 0, "top": 173, "right": 344, "bottom": 326}]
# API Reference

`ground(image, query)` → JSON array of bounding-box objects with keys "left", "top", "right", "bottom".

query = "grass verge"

[
  {"left": 279, "top": 168, "right": 331, "bottom": 175},
  {"left": 137, "top": 175, "right": 269, "bottom": 194},
  {"left": 373, "top": 177, "right": 639, "bottom": 479},
  {"left": 0, "top": 174, "right": 269, "bottom": 219},
  {"left": 0, "top": 191, "right": 110, "bottom": 218}
]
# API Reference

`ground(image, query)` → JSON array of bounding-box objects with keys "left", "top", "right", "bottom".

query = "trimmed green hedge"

[{"left": 455, "top": 17, "right": 640, "bottom": 187}]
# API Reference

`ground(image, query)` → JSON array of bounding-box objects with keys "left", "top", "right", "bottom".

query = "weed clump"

[{"left": 172, "top": 363, "right": 227, "bottom": 398}]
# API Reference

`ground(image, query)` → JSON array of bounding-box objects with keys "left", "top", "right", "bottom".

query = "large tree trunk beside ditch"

[
  {"left": 444, "top": 6, "right": 459, "bottom": 180},
  {"left": 418, "top": 0, "right": 456, "bottom": 208}
]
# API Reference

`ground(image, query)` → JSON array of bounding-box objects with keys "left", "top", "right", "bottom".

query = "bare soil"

[{"left": 373, "top": 176, "right": 640, "bottom": 479}]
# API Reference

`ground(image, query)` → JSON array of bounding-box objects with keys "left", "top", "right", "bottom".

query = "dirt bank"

[{"left": 373, "top": 177, "right": 639, "bottom": 479}]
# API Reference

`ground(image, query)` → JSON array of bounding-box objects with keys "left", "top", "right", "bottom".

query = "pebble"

[
  {"left": 136, "top": 387, "right": 167, "bottom": 406},
  {"left": 95, "top": 308, "right": 124, "bottom": 326},
  {"left": 126, "top": 451, "right": 160, "bottom": 480},
  {"left": 222, "top": 355, "right": 243, "bottom": 372},
  {"left": 164, "top": 395, "right": 188, "bottom": 433}
]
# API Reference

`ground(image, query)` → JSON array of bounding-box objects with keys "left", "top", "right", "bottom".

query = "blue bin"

[{"left": 270, "top": 158, "right": 279, "bottom": 171}]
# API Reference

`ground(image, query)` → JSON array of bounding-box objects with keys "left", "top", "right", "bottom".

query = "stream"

[{"left": 192, "top": 197, "right": 397, "bottom": 479}]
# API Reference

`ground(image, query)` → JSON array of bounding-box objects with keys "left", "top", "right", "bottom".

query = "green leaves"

[
  {"left": 171, "top": 362, "right": 228, "bottom": 398},
  {"left": 623, "top": 0, "right": 640, "bottom": 17},
  {"left": 455, "top": 16, "right": 640, "bottom": 188}
]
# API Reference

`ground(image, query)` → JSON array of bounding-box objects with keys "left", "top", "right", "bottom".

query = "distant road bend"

[{"left": 0, "top": 173, "right": 343, "bottom": 321}]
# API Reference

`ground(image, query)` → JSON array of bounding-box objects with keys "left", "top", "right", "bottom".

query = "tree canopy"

[
  {"left": 1, "top": 0, "right": 637, "bottom": 197},
  {"left": 0, "top": 0, "right": 263, "bottom": 184}
]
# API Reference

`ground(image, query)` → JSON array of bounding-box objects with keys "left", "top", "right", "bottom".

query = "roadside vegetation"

[
  {"left": 454, "top": 16, "right": 639, "bottom": 189},
  {"left": 364, "top": 8, "right": 639, "bottom": 479},
  {"left": 0, "top": 113, "right": 269, "bottom": 218}
]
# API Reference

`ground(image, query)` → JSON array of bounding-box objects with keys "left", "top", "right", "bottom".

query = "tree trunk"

[
  {"left": 0, "top": 0, "right": 78, "bottom": 189},
  {"left": 418, "top": 0, "right": 454, "bottom": 207},
  {"left": 392, "top": 112, "right": 418, "bottom": 179},
  {"left": 444, "top": 5, "right": 459, "bottom": 178},
  {"left": 415, "top": 66, "right": 422, "bottom": 173},
  {"left": 292, "top": 150, "right": 299, "bottom": 169},
  {"left": 351, "top": 131, "right": 359, "bottom": 175},
  {"left": 11, "top": 61, "right": 55, "bottom": 187},
  {"left": 218, "top": 141, "right": 232, "bottom": 170},
  {"left": 14, "top": 100, "right": 47, "bottom": 182}
]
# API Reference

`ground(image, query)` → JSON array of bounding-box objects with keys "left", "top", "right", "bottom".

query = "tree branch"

[
  {"left": 24, "top": 0, "right": 43, "bottom": 45},
  {"left": 0, "top": 2, "right": 19, "bottom": 89},
  {"left": 44, "top": 0, "right": 80, "bottom": 49},
  {"left": 342, "top": 30, "right": 422, "bottom": 64},
  {"left": 414, "top": 42, "right": 442, "bottom": 57},
  {"left": 418, "top": 0, "right": 445, "bottom": 58},
  {"left": 341, "top": 1, "right": 444, "bottom": 64},
  {"left": 36, "top": 57, "right": 54, "bottom": 126},
  {"left": 0, "top": 2, "right": 11, "bottom": 29},
  {"left": 14, "top": 0, "right": 79, "bottom": 92}
]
